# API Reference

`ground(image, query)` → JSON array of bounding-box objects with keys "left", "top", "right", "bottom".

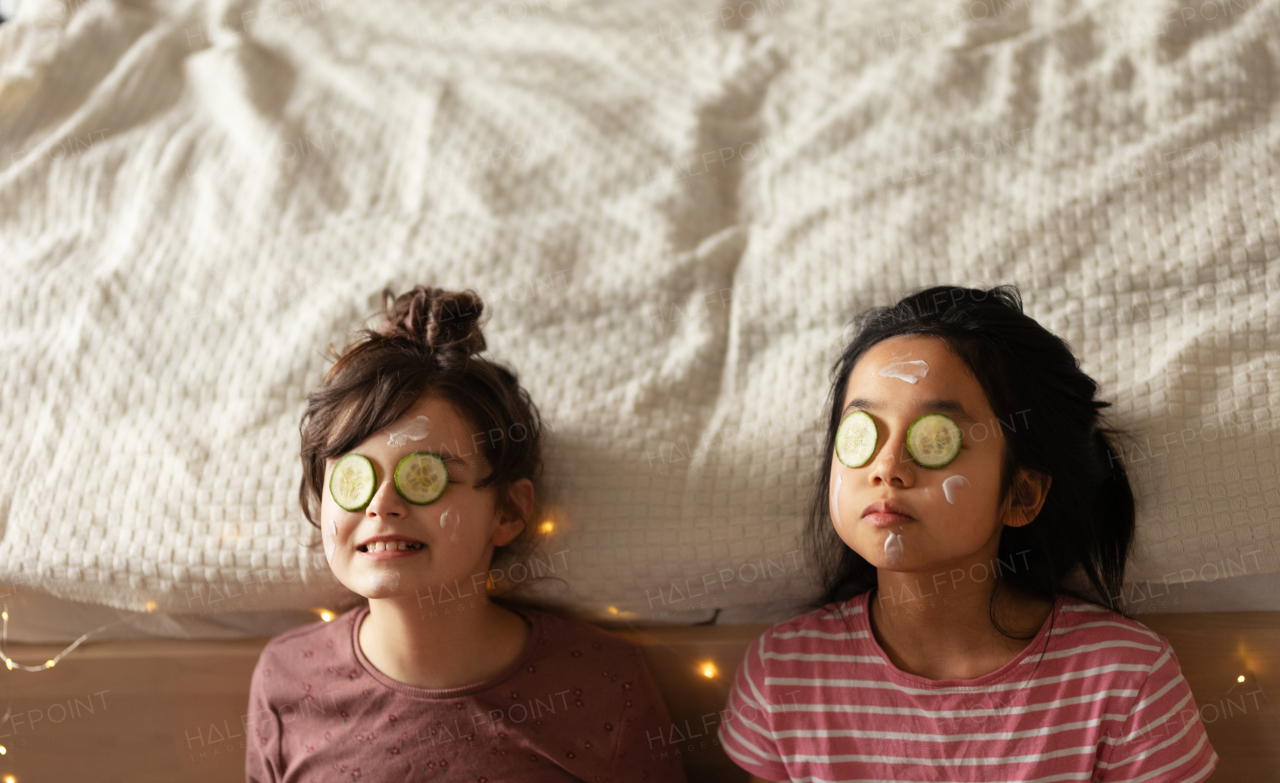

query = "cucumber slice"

[
  {"left": 394, "top": 452, "right": 448, "bottom": 505},
  {"left": 906, "top": 413, "right": 963, "bottom": 468},
  {"left": 835, "top": 410, "right": 878, "bottom": 468},
  {"left": 330, "top": 453, "right": 376, "bottom": 511}
]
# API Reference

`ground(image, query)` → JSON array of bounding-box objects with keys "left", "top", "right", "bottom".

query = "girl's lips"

[
  {"left": 357, "top": 546, "right": 425, "bottom": 560},
  {"left": 862, "top": 512, "right": 916, "bottom": 528}
]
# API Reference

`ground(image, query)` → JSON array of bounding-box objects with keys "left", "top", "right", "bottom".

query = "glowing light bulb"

[
  {"left": 145, "top": 601, "right": 157, "bottom": 612},
  {"left": 5, "top": 773, "right": 15, "bottom": 782},
  {"left": 1, "top": 611, "right": 7, "bottom": 621},
  {"left": 44, "top": 660, "right": 55, "bottom": 668},
  {"left": 0, "top": 744, "right": 7, "bottom": 754},
  {"left": 698, "top": 661, "right": 718, "bottom": 679},
  {"left": 319, "top": 610, "right": 334, "bottom": 622},
  {"left": 1238, "top": 675, "right": 1246, "bottom": 683},
  {"left": 539, "top": 520, "right": 555, "bottom": 535},
  {"left": 3, "top": 659, "right": 13, "bottom": 670}
]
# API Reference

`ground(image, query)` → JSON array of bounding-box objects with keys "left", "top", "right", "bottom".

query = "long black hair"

[{"left": 806, "top": 285, "right": 1138, "bottom": 637}]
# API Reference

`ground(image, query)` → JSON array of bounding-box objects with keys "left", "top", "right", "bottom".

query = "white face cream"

[
  {"left": 830, "top": 474, "right": 844, "bottom": 529},
  {"left": 324, "top": 518, "right": 337, "bottom": 563},
  {"left": 942, "top": 475, "right": 971, "bottom": 504},
  {"left": 877, "top": 358, "right": 929, "bottom": 385},
  {"left": 387, "top": 415, "right": 432, "bottom": 448},
  {"left": 884, "top": 531, "right": 904, "bottom": 566},
  {"left": 366, "top": 571, "right": 401, "bottom": 595},
  {"left": 440, "top": 507, "right": 461, "bottom": 543}
]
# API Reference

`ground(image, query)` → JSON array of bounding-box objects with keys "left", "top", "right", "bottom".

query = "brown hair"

[{"left": 299, "top": 285, "right": 544, "bottom": 570}]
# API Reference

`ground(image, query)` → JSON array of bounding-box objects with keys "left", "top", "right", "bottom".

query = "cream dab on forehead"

[
  {"left": 387, "top": 415, "right": 432, "bottom": 448},
  {"left": 877, "top": 356, "right": 929, "bottom": 385}
]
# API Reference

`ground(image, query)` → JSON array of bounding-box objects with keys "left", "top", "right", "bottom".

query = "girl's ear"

[
  {"left": 1003, "top": 469, "right": 1052, "bottom": 529},
  {"left": 490, "top": 478, "right": 534, "bottom": 547}
]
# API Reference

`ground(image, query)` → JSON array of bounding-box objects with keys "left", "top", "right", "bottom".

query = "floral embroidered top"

[{"left": 245, "top": 605, "right": 685, "bottom": 782}]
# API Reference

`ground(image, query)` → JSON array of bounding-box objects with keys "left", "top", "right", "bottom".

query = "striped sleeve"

[
  {"left": 1095, "top": 640, "right": 1219, "bottom": 783},
  {"left": 717, "top": 632, "right": 790, "bottom": 782}
]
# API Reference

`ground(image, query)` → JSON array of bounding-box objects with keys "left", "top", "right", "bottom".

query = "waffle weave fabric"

[{"left": 0, "top": 0, "right": 1277, "bottom": 617}]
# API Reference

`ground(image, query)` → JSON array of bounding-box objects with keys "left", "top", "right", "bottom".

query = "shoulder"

[
  {"left": 1053, "top": 599, "right": 1169, "bottom": 660},
  {"left": 750, "top": 594, "right": 868, "bottom": 654},
  {"left": 730, "top": 594, "right": 870, "bottom": 686},
  {"left": 251, "top": 607, "right": 361, "bottom": 690},
  {"left": 520, "top": 606, "right": 644, "bottom": 666}
]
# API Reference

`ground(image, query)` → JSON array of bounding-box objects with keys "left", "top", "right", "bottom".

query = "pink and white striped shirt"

[{"left": 719, "top": 591, "right": 1218, "bottom": 782}]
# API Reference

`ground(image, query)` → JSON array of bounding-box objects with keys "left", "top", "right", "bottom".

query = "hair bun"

[{"left": 378, "top": 286, "right": 487, "bottom": 355}]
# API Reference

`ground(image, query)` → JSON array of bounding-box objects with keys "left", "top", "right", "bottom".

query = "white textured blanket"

[{"left": 1, "top": 0, "right": 1277, "bottom": 620}]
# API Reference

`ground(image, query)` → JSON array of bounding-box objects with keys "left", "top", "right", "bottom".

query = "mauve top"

[{"left": 246, "top": 604, "right": 686, "bottom": 782}]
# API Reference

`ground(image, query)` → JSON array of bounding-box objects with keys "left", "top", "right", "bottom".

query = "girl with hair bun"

[
  {"left": 246, "top": 286, "right": 684, "bottom": 782},
  {"left": 719, "top": 285, "right": 1218, "bottom": 783}
]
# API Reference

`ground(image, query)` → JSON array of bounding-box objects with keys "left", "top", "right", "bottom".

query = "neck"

[
  {"left": 869, "top": 549, "right": 1052, "bottom": 679},
  {"left": 358, "top": 590, "right": 530, "bottom": 689}
]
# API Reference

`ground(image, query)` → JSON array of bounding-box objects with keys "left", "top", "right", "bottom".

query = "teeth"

[{"left": 361, "top": 540, "right": 424, "bottom": 553}]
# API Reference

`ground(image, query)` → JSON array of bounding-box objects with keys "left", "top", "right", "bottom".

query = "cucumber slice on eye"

[
  {"left": 394, "top": 451, "right": 449, "bottom": 505},
  {"left": 835, "top": 410, "right": 878, "bottom": 468},
  {"left": 330, "top": 453, "right": 376, "bottom": 511},
  {"left": 906, "top": 413, "right": 963, "bottom": 468}
]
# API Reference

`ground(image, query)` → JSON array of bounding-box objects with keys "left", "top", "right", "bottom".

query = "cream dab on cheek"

[
  {"left": 877, "top": 357, "right": 929, "bottom": 385},
  {"left": 387, "top": 415, "right": 432, "bottom": 448},
  {"left": 830, "top": 474, "right": 844, "bottom": 529},
  {"left": 440, "top": 507, "right": 461, "bottom": 543},
  {"left": 366, "top": 571, "right": 401, "bottom": 595},
  {"left": 324, "top": 518, "right": 337, "bottom": 563},
  {"left": 942, "top": 475, "right": 971, "bottom": 504},
  {"left": 884, "top": 531, "right": 904, "bottom": 566}
]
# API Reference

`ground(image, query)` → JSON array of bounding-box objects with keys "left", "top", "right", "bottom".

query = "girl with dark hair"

[
  {"left": 719, "top": 285, "right": 1217, "bottom": 783},
  {"left": 246, "top": 286, "right": 684, "bottom": 783}
]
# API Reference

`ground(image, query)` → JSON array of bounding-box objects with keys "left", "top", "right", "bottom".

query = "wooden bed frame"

[{"left": 1, "top": 612, "right": 1275, "bottom": 781}]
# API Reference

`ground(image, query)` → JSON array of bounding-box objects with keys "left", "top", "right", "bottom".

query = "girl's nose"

[
  {"left": 868, "top": 426, "right": 914, "bottom": 487},
  {"left": 365, "top": 477, "right": 407, "bottom": 518}
]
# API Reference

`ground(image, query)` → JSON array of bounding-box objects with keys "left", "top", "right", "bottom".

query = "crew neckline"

[
  {"left": 349, "top": 604, "right": 541, "bottom": 699},
  {"left": 855, "top": 589, "right": 1064, "bottom": 689}
]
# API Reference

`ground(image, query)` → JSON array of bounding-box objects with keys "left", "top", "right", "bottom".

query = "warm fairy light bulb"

[
  {"left": 3, "top": 659, "right": 13, "bottom": 670},
  {"left": 539, "top": 520, "right": 555, "bottom": 535},
  {"left": 145, "top": 601, "right": 157, "bottom": 612},
  {"left": 44, "top": 660, "right": 55, "bottom": 668},
  {"left": 5, "top": 774, "right": 15, "bottom": 782},
  {"left": 319, "top": 610, "right": 334, "bottom": 622},
  {"left": 0, "top": 744, "right": 6, "bottom": 754},
  {"left": 607, "top": 606, "right": 619, "bottom": 615},
  {"left": 1, "top": 611, "right": 7, "bottom": 621},
  {"left": 1238, "top": 675, "right": 1246, "bottom": 683},
  {"left": 698, "top": 661, "right": 718, "bottom": 679}
]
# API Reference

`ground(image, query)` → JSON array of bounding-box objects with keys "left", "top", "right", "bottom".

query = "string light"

[
  {"left": 698, "top": 661, "right": 718, "bottom": 679},
  {"left": 0, "top": 602, "right": 139, "bottom": 673},
  {"left": 319, "top": 610, "right": 334, "bottom": 622},
  {"left": 1237, "top": 675, "right": 1246, "bottom": 683},
  {"left": 538, "top": 520, "right": 555, "bottom": 535}
]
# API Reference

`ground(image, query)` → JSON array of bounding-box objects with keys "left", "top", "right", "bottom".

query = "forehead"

[
  {"left": 381, "top": 395, "right": 471, "bottom": 442},
  {"left": 844, "top": 335, "right": 989, "bottom": 414}
]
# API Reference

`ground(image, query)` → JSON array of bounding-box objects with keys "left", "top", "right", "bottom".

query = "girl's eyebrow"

[{"left": 843, "top": 397, "right": 978, "bottom": 424}]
